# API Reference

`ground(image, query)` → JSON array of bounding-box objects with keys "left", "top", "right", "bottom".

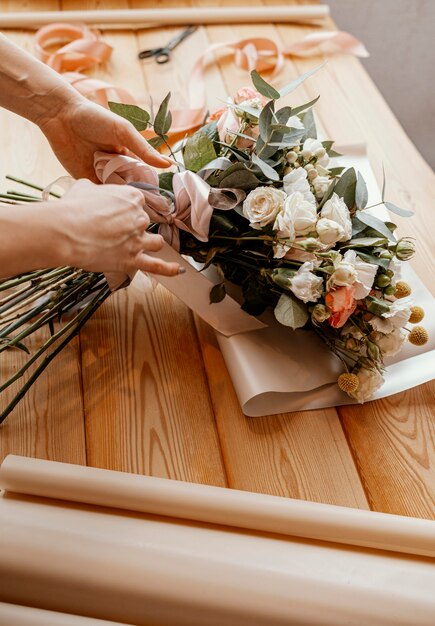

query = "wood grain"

[{"left": 0, "top": 0, "right": 86, "bottom": 466}]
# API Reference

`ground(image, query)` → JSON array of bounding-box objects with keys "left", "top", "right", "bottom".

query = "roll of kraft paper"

[
  {"left": 1, "top": 456, "right": 435, "bottom": 626},
  {"left": 0, "top": 603, "right": 128, "bottom": 626},
  {"left": 0, "top": 6, "right": 329, "bottom": 29},
  {"left": 1, "top": 455, "right": 435, "bottom": 558}
]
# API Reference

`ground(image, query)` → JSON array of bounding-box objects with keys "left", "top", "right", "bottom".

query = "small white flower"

[
  {"left": 372, "top": 329, "right": 407, "bottom": 357},
  {"left": 330, "top": 261, "right": 357, "bottom": 288},
  {"left": 349, "top": 368, "right": 385, "bottom": 403},
  {"left": 311, "top": 303, "right": 330, "bottom": 324},
  {"left": 243, "top": 187, "right": 286, "bottom": 229},
  {"left": 289, "top": 261, "right": 323, "bottom": 303},
  {"left": 313, "top": 175, "right": 331, "bottom": 198},
  {"left": 369, "top": 296, "right": 412, "bottom": 333},
  {"left": 282, "top": 168, "right": 316, "bottom": 205},
  {"left": 316, "top": 218, "right": 345, "bottom": 245},
  {"left": 286, "top": 151, "right": 298, "bottom": 164},
  {"left": 303, "top": 138, "right": 330, "bottom": 167},
  {"left": 342, "top": 250, "right": 378, "bottom": 299},
  {"left": 320, "top": 193, "right": 352, "bottom": 242}
]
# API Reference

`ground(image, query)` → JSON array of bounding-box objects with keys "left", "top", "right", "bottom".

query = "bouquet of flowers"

[{"left": 0, "top": 69, "right": 428, "bottom": 422}]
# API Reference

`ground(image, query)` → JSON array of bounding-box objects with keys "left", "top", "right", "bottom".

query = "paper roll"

[
  {"left": 0, "top": 7, "right": 330, "bottom": 30},
  {"left": 1, "top": 455, "right": 434, "bottom": 558},
  {"left": 0, "top": 603, "right": 127, "bottom": 626}
]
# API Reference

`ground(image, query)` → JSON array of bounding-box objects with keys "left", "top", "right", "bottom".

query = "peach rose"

[
  {"left": 325, "top": 285, "right": 357, "bottom": 328},
  {"left": 206, "top": 107, "right": 227, "bottom": 123},
  {"left": 234, "top": 87, "right": 268, "bottom": 106}
]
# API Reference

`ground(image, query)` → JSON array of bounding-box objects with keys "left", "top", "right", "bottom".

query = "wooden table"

[{"left": 1, "top": 0, "right": 434, "bottom": 520}]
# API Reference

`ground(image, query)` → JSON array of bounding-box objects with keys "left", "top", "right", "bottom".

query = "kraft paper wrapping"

[
  {"left": 0, "top": 603, "right": 128, "bottom": 626},
  {"left": 1, "top": 457, "right": 435, "bottom": 626}
]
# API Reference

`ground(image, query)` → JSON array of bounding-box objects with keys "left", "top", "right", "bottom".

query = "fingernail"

[{"left": 178, "top": 267, "right": 186, "bottom": 275}]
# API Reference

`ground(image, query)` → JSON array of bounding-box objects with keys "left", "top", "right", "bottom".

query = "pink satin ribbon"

[
  {"left": 35, "top": 23, "right": 368, "bottom": 138},
  {"left": 94, "top": 152, "right": 216, "bottom": 250}
]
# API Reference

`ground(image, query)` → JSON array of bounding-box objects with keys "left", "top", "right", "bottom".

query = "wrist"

[{"left": 34, "top": 83, "right": 83, "bottom": 130}]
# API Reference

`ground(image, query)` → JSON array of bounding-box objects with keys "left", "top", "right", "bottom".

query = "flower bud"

[
  {"left": 286, "top": 151, "right": 298, "bottom": 164},
  {"left": 271, "top": 268, "right": 295, "bottom": 290},
  {"left": 367, "top": 341, "right": 380, "bottom": 361},
  {"left": 311, "top": 304, "right": 330, "bottom": 325},
  {"left": 299, "top": 237, "right": 322, "bottom": 252},
  {"left": 314, "top": 147, "right": 327, "bottom": 159},
  {"left": 375, "top": 274, "right": 391, "bottom": 288},
  {"left": 301, "top": 149, "right": 312, "bottom": 160},
  {"left": 307, "top": 168, "right": 318, "bottom": 181},
  {"left": 379, "top": 250, "right": 393, "bottom": 260},
  {"left": 395, "top": 238, "right": 415, "bottom": 261},
  {"left": 305, "top": 163, "right": 314, "bottom": 171},
  {"left": 365, "top": 295, "right": 391, "bottom": 316},
  {"left": 384, "top": 285, "right": 396, "bottom": 296}
]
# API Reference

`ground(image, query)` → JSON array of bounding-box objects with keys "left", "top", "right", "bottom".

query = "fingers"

[
  {"left": 121, "top": 125, "right": 174, "bottom": 168},
  {"left": 134, "top": 253, "right": 184, "bottom": 277},
  {"left": 139, "top": 232, "right": 164, "bottom": 253}
]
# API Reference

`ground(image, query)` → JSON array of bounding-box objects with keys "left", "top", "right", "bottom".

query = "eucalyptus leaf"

[
  {"left": 218, "top": 163, "right": 260, "bottom": 191},
  {"left": 278, "top": 64, "right": 324, "bottom": 98},
  {"left": 183, "top": 133, "right": 216, "bottom": 173},
  {"left": 158, "top": 172, "right": 174, "bottom": 192},
  {"left": 342, "top": 237, "right": 388, "bottom": 248},
  {"left": 108, "top": 101, "right": 150, "bottom": 131},
  {"left": 274, "top": 293, "right": 308, "bottom": 329},
  {"left": 259, "top": 100, "right": 275, "bottom": 141},
  {"left": 355, "top": 172, "right": 368, "bottom": 210},
  {"left": 317, "top": 180, "right": 336, "bottom": 210},
  {"left": 154, "top": 92, "right": 172, "bottom": 135},
  {"left": 275, "top": 106, "right": 292, "bottom": 125},
  {"left": 356, "top": 210, "right": 396, "bottom": 242},
  {"left": 210, "top": 283, "right": 226, "bottom": 304},
  {"left": 251, "top": 153, "right": 280, "bottom": 181},
  {"left": 291, "top": 96, "right": 320, "bottom": 117},
  {"left": 198, "top": 120, "right": 219, "bottom": 143},
  {"left": 302, "top": 108, "right": 316, "bottom": 140},
  {"left": 147, "top": 136, "right": 166, "bottom": 149},
  {"left": 251, "top": 70, "right": 280, "bottom": 99},
  {"left": 322, "top": 140, "right": 342, "bottom": 157},
  {"left": 225, "top": 100, "right": 260, "bottom": 119},
  {"left": 384, "top": 202, "right": 414, "bottom": 217},
  {"left": 328, "top": 166, "right": 345, "bottom": 177},
  {"left": 355, "top": 251, "right": 390, "bottom": 269},
  {"left": 381, "top": 164, "right": 386, "bottom": 202},
  {"left": 334, "top": 167, "right": 357, "bottom": 208}
]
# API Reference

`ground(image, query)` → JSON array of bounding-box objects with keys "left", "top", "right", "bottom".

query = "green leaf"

[
  {"left": 278, "top": 64, "right": 324, "bottom": 98},
  {"left": 158, "top": 172, "right": 174, "bottom": 192},
  {"left": 154, "top": 92, "right": 172, "bottom": 135},
  {"left": 271, "top": 268, "right": 295, "bottom": 290},
  {"left": 355, "top": 172, "right": 368, "bottom": 210},
  {"left": 210, "top": 283, "right": 226, "bottom": 304},
  {"left": 274, "top": 293, "right": 308, "bottom": 329},
  {"left": 291, "top": 96, "right": 320, "bottom": 117},
  {"left": 334, "top": 167, "right": 357, "bottom": 208},
  {"left": 384, "top": 201, "right": 414, "bottom": 217},
  {"left": 183, "top": 133, "right": 216, "bottom": 173},
  {"left": 147, "top": 136, "right": 167, "bottom": 149},
  {"left": 356, "top": 210, "right": 396, "bottom": 242},
  {"left": 250, "top": 70, "right": 280, "bottom": 99},
  {"left": 259, "top": 100, "right": 275, "bottom": 141},
  {"left": 322, "top": 140, "right": 342, "bottom": 157},
  {"left": 355, "top": 251, "right": 390, "bottom": 269},
  {"left": 275, "top": 106, "right": 292, "bottom": 125},
  {"left": 108, "top": 101, "right": 150, "bottom": 131},
  {"left": 251, "top": 153, "right": 280, "bottom": 181},
  {"left": 302, "top": 108, "right": 317, "bottom": 139},
  {"left": 342, "top": 237, "right": 388, "bottom": 248},
  {"left": 328, "top": 166, "right": 345, "bottom": 177},
  {"left": 381, "top": 164, "right": 386, "bottom": 202},
  {"left": 218, "top": 163, "right": 260, "bottom": 191},
  {"left": 317, "top": 180, "right": 336, "bottom": 210}
]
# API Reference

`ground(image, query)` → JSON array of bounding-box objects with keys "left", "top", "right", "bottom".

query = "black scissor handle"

[{"left": 155, "top": 49, "right": 171, "bottom": 64}]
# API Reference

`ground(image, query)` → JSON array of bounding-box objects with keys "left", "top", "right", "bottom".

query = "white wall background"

[{"left": 328, "top": 0, "right": 435, "bottom": 168}]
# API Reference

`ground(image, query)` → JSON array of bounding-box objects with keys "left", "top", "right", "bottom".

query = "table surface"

[{"left": 0, "top": 0, "right": 434, "bottom": 520}]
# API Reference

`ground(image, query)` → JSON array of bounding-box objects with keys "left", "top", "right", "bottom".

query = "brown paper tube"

[
  {"left": 1, "top": 455, "right": 434, "bottom": 558},
  {"left": 0, "top": 6, "right": 329, "bottom": 30},
  {"left": 0, "top": 602, "right": 128, "bottom": 626}
]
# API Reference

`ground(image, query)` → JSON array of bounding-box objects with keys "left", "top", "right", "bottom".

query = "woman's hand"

[
  {"left": 39, "top": 99, "right": 173, "bottom": 181},
  {"left": 56, "top": 179, "right": 182, "bottom": 276}
]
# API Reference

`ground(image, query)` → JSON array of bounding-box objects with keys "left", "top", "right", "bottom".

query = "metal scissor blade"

[{"left": 166, "top": 25, "right": 198, "bottom": 51}]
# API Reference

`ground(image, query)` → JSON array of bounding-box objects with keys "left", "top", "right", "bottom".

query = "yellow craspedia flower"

[
  {"left": 408, "top": 326, "right": 429, "bottom": 346},
  {"left": 409, "top": 306, "right": 425, "bottom": 324},
  {"left": 338, "top": 373, "right": 359, "bottom": 394},
  {"left": 395, "top": 281, "right": 412, "bottom": 298}
]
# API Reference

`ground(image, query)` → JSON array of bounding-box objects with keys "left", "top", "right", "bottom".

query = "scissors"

[{"left": 138, "top": 25, "right": 198, "bottom": 64}]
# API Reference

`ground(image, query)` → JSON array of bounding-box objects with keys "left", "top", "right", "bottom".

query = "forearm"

[
  {"left": 0, "top": 202, "right": 70, "bottom": 278},
  {"left": 0, "top": 33, "right": 81, "bottom": 127}
]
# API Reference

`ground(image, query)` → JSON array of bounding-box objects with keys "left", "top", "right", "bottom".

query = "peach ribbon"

[
  {"left": 94, "top": 152, "right": 236, "bottom": 250},
  {"left": 34, "top": 23, "right": 368, "bottom": 137}
]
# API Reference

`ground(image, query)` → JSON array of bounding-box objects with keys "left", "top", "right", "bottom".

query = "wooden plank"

[
  {"left": 271, "top": 0, "right": 435, "bottom": 517},
  {"left": 62, "top": 0, "right": 227, "bottom": 485},
  {"left": 0, "top": 0, "right": 86, "bottom": 466}
]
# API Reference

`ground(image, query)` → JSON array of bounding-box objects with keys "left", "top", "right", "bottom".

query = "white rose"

[
  {"left": 320, "top": 193, "right": 352, "bottom": 242},
  {"left": 349, "top": 368, "right": 385, "bottom": 403},
  {"left": 316, "top": 218, "right": 345, "bottom": 245},
  {"left": 313, "top": 175, "right": 331, "bottom": 198},
  {"left": 282, "top": 191, "right": 317, "bottom": 237},
  {"left": 283, "top": 168, "right": 316, "bottom": 205},
  {"left": 243, "top": 187, "right": 286, "bottom": 229},
  {"left": 372, "top": 329, "right": 406, "bottom": 357},
  {"left": 369, "top": 296, "right": 412, "bottom": 333},
  {"left": 272, "top": 208, "right": 296, "bottom": 258},
  {"left": 302, "top": 138, "right": 329, "bottom": 167},
  {"left": 330, "top": 262, "right": 357, "bottom": 287},
  {"left": 290, "top": 261, "right": 323, "bottom": 303},
  {"left": 342, "top": 250, "right": 377, "bottom": 299}
]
